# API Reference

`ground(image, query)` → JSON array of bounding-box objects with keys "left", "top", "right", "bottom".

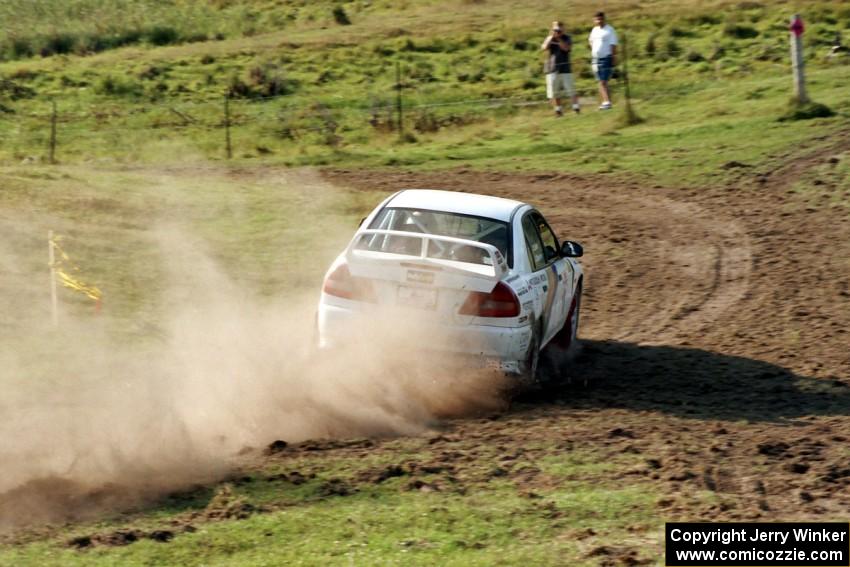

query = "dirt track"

[
  {"left": 3, "top": 141, "right": 848, "bottom": 553},
  {"left": 322, "top": 136, "right": 850, "bottom": 523}
]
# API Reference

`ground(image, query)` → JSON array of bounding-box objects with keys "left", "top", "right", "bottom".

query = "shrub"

[
  {"left": 8, "top": 37, "right": 34, "bottom": 59},
  {"left": 146, "top": 26, "right": 180, "bottom": 46},
  {"left": 332, "top": 6, "right": 351, "bottom": 25},
  {"left": 95, "top": 75, "right": 143, "bottom": 97},
  {"left": 779, "top": 99, "right": 835, "bottom": 121},
  {"left": 689, "top": 14, "right": 722, "bottom": 25},
  {"left": 645, "top": 34, "right": 657, "bottom": 57},
  {"left": 723, "top": 23, "right": 759, "bottom": 39},
  {"left": 665, "top": 38, "right": 680, "bottom": 57},
  {"left": 0, "top": 78, "right": 35, "bottom": 100},
  {"left": 228, "top": 63, "right": 298, "bottom": 98},
  {"left": 413, "top": 110, "right": 440, "bottom": 133},
  {"left": 685, "top": 49, "right": 705, "bottom": 62},
  {"left": 40, "top": 33, "right": 76, "bottom": 57},
  {"left": 138, "top": 65, "right": 164, "bottom": 80},
  {"left": 373, "top": 45, "right": 394, "bottom": 56}
]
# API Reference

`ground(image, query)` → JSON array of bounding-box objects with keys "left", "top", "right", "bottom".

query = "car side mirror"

[{"left": 561, "top": 240, "right": 583, "bottom": 258}]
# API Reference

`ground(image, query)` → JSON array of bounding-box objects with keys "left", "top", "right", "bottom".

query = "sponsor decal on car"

[
  {"left": 406, "top": 270, "right": 435, "bottom": 284},
  {"left": 493, "top": 250, "right": 506, "bottom": 268}
]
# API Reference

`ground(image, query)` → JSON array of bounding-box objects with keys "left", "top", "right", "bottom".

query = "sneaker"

[
  {"left": 555, "top": 108, "right": 563, "bottom": 117},
  {"left": 572, "top": 104, "right": 581, "bottom": 114},
  {"left": 599, "top": 102, "right": 612, "bottom": 110}
]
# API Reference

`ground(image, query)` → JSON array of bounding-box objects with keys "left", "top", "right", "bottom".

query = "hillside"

[
  {"left": 0, "top": 0, "right": 847, "bottom": 179},
  {"left": 0, "top": 1, "right": 849, "bottom": 566}
]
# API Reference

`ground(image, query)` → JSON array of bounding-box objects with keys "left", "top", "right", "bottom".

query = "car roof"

[{"left": 386, "top": 189, "right": 526, "bottom": 222}]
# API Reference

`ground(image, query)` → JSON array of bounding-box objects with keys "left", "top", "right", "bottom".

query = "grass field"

[
  {"left": 0, "top": 436, "right": 661, "bottom": 566},
  {"left": 1, "top": 0, "right": 848, "bottom": 180},
  {"left": 0, "top": 1, "right": 849, "bottom": 566}
]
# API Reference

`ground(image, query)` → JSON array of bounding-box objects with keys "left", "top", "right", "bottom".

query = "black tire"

[
  {"left": 553, "top": 284, "right": 582, "bottom": 351},
  {"left": 542, "top": 286, "right": 582, "bottom": 385},
  {"left": 565, "top": 285, "right": 582, "bottom": 352}
]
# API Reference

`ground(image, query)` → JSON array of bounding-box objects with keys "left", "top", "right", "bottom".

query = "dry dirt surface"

[
  {"left": 322, "top": 137, "right": 850, "bottom": 522},
  {"left": 3, "top": 141, "right": 848, "bottom": 547}
]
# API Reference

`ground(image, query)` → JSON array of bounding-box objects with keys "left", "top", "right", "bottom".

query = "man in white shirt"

[{"left": 588, "top": 11, "right": 618, "bottom": 110}]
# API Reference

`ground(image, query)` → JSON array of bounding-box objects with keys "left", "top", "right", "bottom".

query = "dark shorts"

[{"left": 593, "top": 56, "right": 613, "bottom": 81}]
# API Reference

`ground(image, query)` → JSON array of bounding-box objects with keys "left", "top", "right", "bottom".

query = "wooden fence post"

[
  {"left": 395, "top": 61, "right": 404, "bottom": 139},
  {"left": 619, "top": 32, "right": 642, "bottom": 125},
  {"left": 622, "top": 33, "right": 632, "bottom": 104},
  {"left": 49, "top": 100, "right": 57, "bottom": 164},
  {"left": 224, "top": 94, "right": 233, "bottom": 159}
]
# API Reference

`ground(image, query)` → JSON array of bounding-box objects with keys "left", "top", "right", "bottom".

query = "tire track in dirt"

[{"left": 617, "top": 196, "right": 753, "bottom": 346}]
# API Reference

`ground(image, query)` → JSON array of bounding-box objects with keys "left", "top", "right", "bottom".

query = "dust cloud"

[{"left": 0, "top": 213, "right": 507, "bottom": 531}]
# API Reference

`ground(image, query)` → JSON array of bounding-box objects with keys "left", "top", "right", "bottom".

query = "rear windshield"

[{"left": 356, "top": 207, "right": 509, "bottom": 265}]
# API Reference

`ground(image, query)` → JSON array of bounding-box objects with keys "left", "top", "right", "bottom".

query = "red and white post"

[{"left": 789, "top": 14, "right": 808, "bottom": 104}]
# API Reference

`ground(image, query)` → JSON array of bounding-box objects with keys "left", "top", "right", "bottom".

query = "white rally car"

[{"left": 317, "top": 189, "right": 584, "bottom": 382}]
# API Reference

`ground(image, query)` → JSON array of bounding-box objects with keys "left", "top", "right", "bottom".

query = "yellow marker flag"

[{"left": 50, "top": 236, "right": 102, "bottom": 302}]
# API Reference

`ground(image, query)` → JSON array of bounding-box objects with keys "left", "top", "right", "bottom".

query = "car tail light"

[
  {"left": 322, "top": 263, "right": 377, "bottom": 303},
  {"left": 459, "top": 282, "right": 520, "bottom": 317}
]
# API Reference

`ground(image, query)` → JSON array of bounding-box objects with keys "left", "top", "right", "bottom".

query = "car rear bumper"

[{"left": 317, "top": 301, "right": 533, "bottom": 375}]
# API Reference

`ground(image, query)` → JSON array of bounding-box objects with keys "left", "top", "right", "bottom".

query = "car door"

[
  {"left": 532, "top": 212, "right": 573, "bottom": 342},
  {"left": 520, "top": 211, "right": 570, "bottom": 343}
]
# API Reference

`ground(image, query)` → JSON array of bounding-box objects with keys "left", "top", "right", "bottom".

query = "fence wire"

[{"left": 0, "top": 39, "right": 845, "bottom": 162}]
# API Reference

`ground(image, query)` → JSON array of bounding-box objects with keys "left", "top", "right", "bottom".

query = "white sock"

[
  {"left": 572, "top": 103, "right": 580, "bottom": 109},
  {"left": 556, "top": 105, "right": 563, "bottom": 112}
]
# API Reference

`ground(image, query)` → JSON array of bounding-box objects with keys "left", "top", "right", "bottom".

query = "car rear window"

[{"left": 360, "top": 207, "right": 509, "bottom": 265}]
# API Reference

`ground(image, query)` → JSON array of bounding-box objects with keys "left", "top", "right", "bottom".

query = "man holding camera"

[{"left": 541, "top": 21, "right": 579, "bottom": 117}]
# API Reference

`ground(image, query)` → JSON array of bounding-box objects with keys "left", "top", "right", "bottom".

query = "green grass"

[
  {"left": 1, "top": 443, "right": 660, "bottom": 566},
  {"left": 1, "top": 0, "right": 848, "bottom": 182}
]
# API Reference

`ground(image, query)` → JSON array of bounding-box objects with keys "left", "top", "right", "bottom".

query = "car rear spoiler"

[{"left": 345, "top": 229, "right": 507, "bottom": 292}]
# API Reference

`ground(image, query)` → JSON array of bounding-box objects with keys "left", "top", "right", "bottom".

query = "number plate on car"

[{"left": 397, "top": 286, "right": 437, "bottom": 310}]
